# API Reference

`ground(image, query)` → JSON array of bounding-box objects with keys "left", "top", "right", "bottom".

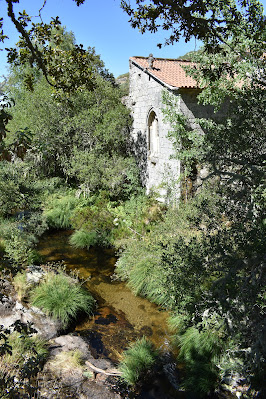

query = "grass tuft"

[
  {"left": 48, "top": 350, "right": 84, "bottom": 373},
  {"left": 177, "top": 326, "right": 224, "bottom": 396},
  {"left": 119, "top": 337, "right": 158, "bottom": 386},
  {"left": 13, "top": 271, "right": 30, "bottom": 301},
  {"left": 30, "top": 271, "right": 95, "bottom": 328},
  {"left": 44, "top": 195, "right": 78, "bottom": 229},
  {"left": 69, "top": 229, "right": 98, "bottom": 249}
]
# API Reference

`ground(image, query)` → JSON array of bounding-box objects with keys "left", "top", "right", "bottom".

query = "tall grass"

[
  {"left": 30, "top": 271, "right": 95, "bottom": 327},
  {"left": 44, "top": 195, "right": 79, "bottom": 229},
  {"left": 177, "top": 326, "right": 224, "bottom": 396},
  {"left": 13, "top": 271, "right": 30, "bottom": 301},
  {"left": 69, "top": 230, "right": 98, "bottom": 249},
  {"left": 119, "top": 337, "right": 158, "bottom": 386}
]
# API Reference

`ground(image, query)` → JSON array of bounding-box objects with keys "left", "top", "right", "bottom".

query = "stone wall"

[
  {"left": 127, "top": 60, "right": 181, "bottom": 201},
  {"left": 127, "top": 60, "right": 227, "bottom": 202}
]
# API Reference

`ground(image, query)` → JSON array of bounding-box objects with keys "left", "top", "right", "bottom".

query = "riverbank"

[{"left": 0, "top": 233, "right": 181, "bottom": 398}]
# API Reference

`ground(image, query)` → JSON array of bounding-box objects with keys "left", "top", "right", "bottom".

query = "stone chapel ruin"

[{"left": 126, "top": 54, "right": 220, "bottom": 201}]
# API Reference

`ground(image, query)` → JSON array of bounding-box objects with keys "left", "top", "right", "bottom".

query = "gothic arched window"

[{"left": 147, "top": 111, "right": 159, "bottom": 157}]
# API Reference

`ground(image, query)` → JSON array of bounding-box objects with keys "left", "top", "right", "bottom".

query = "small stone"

[{"left": 15, "top": 301, "right": 24, "bottom": 311}]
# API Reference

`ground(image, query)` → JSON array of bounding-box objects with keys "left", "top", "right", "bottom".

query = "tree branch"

[{"left": 6, "top": 0, "right": 54, "bottom": 87}]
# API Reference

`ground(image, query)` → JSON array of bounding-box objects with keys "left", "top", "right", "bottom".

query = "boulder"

[{"left": 0, "top": 300, "right": 62, "bottom": 339}]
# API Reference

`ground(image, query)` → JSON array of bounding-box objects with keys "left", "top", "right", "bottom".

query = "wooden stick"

[{"left": 85, "top": 360, "right": 122, "bottom": 376}]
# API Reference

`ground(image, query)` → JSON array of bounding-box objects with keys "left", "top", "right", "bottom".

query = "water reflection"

[{"left": 37, "top": 230, "right": 171, "bottom": 363}]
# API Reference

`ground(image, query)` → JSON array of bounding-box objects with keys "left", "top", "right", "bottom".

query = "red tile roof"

[{"left": 130, "top": 56, "right": 199, "bottom": 89}]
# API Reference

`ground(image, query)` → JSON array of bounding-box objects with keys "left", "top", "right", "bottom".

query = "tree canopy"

[
  {"left": 0, "top": 1, "right": 265, "bottom": 397},
  {"left": 121, "top": 0, "right": 265, "bottom": 50}
]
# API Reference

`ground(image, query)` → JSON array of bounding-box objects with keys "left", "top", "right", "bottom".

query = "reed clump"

[
  {"left": 30, "top": 270, "right": 95, "bottom": 328},
  {"left": 119, "top": 337, "right": 158, "bottom": 386}
]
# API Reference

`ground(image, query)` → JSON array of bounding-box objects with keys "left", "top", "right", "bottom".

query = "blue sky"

[
  {"left": 0, "top": 0, "right": 265, "bottom": 78},
  {"left": 0, "top": 0, "right": 201, "bottom": 78}
]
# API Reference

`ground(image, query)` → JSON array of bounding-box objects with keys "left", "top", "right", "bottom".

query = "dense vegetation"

[{"left": 0, "top": 0, "right": 265, "bottom": 398}]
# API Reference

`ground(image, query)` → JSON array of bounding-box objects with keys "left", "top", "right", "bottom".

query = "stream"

[{"left": 37, "top": 230, "right": 172, "bottom": 364}]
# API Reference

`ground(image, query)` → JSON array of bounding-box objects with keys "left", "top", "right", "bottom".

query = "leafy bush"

[
  {"left": 70, "top": 192, "right": 165, "bottom": 251},
  {"left": 30, "top": 271, "right": 95, "bottom": 327},
  {"left": 0, "top": 161, "right": 28, "bottom": 217},
  {"left": 70, "top": 193, "right": 114, "bottom": 247},
  {"left": 27, "top": 249, "right": 43, "bottom": 265},
  {"left": 115, "top": 192, "right": 219, "bottom": 309},
  {"left": 0, "top": 159, "right": 41, "bottom": 217},
  {"left": 0, "top": 331, "right": 47, "bottom": 378},
  {"left": 70, "top": 151, "right": 140, "bottom": 200},
  {"left": 3, "top": 231, "right": 32, "bottom": 265},
  {"left": 0, "top": 212, "right": 47, "bottom": 266},
  {"left": 110, "top": 193, "right": 165, "bottom": 247},
  {"left": 44, "top": 194, "right": 79, "bottom": 229},
  {"left": 119, "top": 337, "right": 158, "bottom": 386}
]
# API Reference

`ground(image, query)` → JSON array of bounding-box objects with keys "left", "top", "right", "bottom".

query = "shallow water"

[{"left": 37, "top": 230, "right": 171, "bottom": 363}]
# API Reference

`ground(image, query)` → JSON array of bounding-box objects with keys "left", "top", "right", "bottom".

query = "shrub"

[
  {"left": 177, "top": 326, "right": 224, "bottom": 396},
  {"left": 3, "top": 232, "right": 32, "bottom": 265},
  {"left": 0, "top": 330, "right": 47, "bottom": 380},
  {"left": 69, "top": 230, "right": 98, "bottom": 249},
  {"left": 119, "top": 337, "right": 158, "bottom": 386},
  {"left": 0, "top": 212, "right": 47, "bottom": 266},
  {"left": 27, "top": 249, "right": 43, "bottom": 265},
  {"left": 70, "top": 194, "right": 114, "bottom": 247},
  {"left": 44, "top": 195, "right": 79, "bottom": 229},
  {"left": 30, "top": 271, "right": 95, "bottom": 327}
]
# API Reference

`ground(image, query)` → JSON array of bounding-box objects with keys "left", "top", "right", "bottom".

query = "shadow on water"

[{"left": 37, "top": 230, "right": 172, "bottom": 365}]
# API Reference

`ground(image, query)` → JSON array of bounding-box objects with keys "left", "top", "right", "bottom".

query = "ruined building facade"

[{"left": 126, "top": 55, "right": 219, "bottom": 201}]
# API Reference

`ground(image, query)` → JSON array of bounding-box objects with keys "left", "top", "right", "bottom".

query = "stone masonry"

[{"left": 126, "top": 55, "right": 224, "bottom": 202}]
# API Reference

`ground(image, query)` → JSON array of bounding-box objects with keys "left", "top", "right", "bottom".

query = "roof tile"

[{"left": 130, "top": 56, "right": 199, "bottom": 89}]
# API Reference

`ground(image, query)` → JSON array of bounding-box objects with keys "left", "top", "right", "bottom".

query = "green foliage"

[
  {"left": 119, "top": 337, "right": 158, "bottom": 386},
  {"left": 116, "top": 185, "right": 265, "bottom": 392},
  {"left": 4, "top": 13, "right": 109, "bottom": 93},
  {"left": 44, "top": 194, "right": 79, "bottom": 229},
  {"left": 0, "top": 323, "right": 48, "bottom": 398},
  {"left": 0, "top": 211, "right": 47, "bottom": 266},
  {"left": 70, "top": 193, "right": 115, "bottom": 247},
  {"left": 116, "top": 72, "right": 129, "bottom": 96},
  {"left": 168, "top": 315, "right": 229, "bottom": 396},
  {"left": 70, "top": 151, "right": 140, "bottom": 200},
  {"left": 2, "top": 231, "right": 31, "bottom": 265},
  {"left": 121, "top": 1, "right": 265, "bottom": 56},
  {"left": 69, "top": 230, "right": 98, "bottom": 250},
  {"left": 13, "top": 270, "right": 29, "bottom": 301},
  {"left": 70, "top": 193, "right": 164, "bottom": 250},
  {"left": 0, "top": 159, "right": 36, "bottom": 217},
  {"left": 27, "top": 249, "right": 43, "bottom": 265},
  {"left": 177, "top": 325, "right": 224, "bottom": 396},
  {"left": 6, "top": 54, "right": 139, "bottom": 198},
  {"left": 111, "top": 193, "right": 165, "bottom": 245},
  {"left": 115, "top": 193, "right": 210, "bottom": 308},
  {"left": 30, "top": 270, "right": 95, "bottom": 328}
]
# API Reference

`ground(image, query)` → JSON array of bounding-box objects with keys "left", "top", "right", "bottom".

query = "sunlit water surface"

[{"left": 37, "top": 230, "right": 171, "bottom": 363}]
